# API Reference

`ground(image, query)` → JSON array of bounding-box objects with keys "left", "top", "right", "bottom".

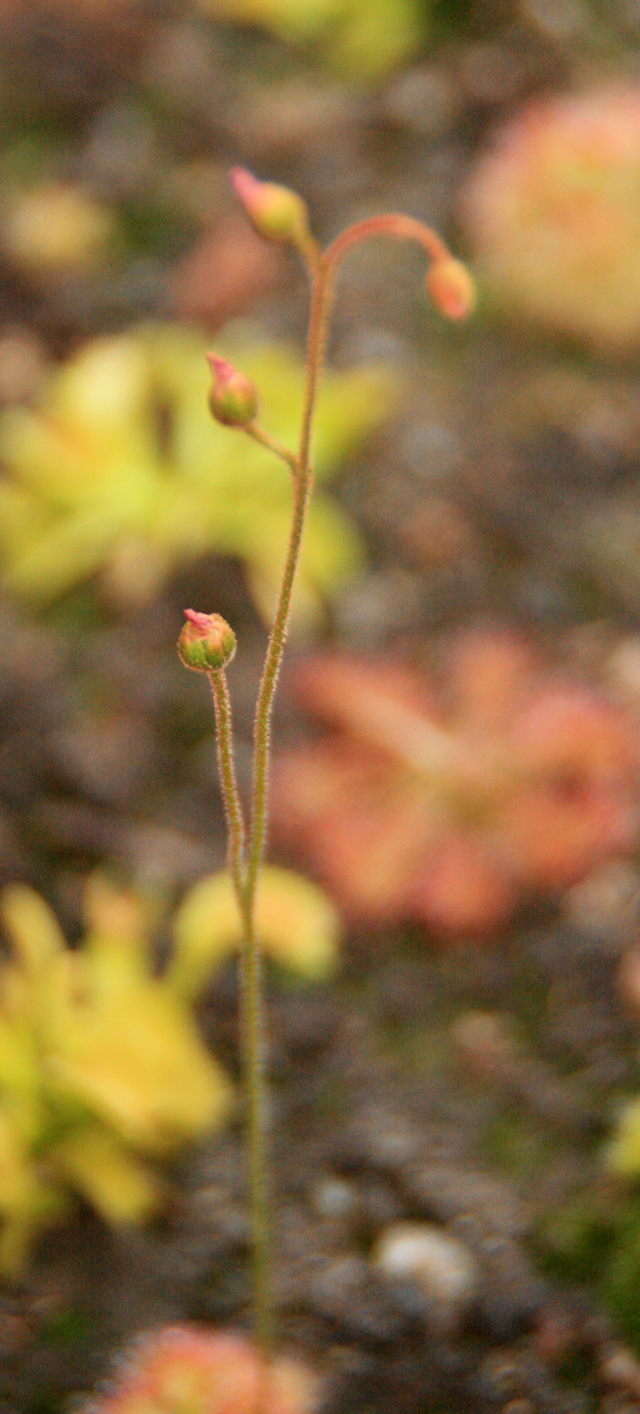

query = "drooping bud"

[
  {"left": 426, "top": 257, "right": 476, "bottom": 321},
  {"left": 206, "top": 354, "right": 258, "bottom": 428},
  {"left": 178, "top": 610, "right": 237, "bottom": 673},
  {"left": 230, "top": 167, "right": 310, "bottom": 248}
]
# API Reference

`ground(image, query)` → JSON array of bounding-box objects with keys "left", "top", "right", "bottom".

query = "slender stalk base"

[
  {"left": 200, "top": 197, "right": 472, "bottom": 1367},
  {"left": 208, "top": 669, "right": 272, "bottom": 1353}
]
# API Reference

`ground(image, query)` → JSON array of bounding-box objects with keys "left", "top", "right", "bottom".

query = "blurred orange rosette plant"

[
  {"left": 463, "top": 87, "right": 640, "bottom": 351},
  {"left": 272, "top": 629, "right": 640, "bottom": 936}
]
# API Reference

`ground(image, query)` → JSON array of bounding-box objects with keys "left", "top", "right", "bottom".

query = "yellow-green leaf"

[
  {"left": 170, "top": 865, "right": 341, "bottom": 999},
  {"left": 1, "top": 886, "right": 65, "bottom": 976},
  {"left": 605, "top": 1098, "right": 640, "bottom": 1176},
  {"left": 51, "top": 1129, "right": 161, "bottom": 1224}
]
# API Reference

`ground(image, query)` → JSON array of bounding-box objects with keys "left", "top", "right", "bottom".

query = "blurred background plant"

[
  {"left": 273, "top": 629, "right": 640, "bottom": 935},
  {"left": 0, "top": 863, "right": 338, "bottom": 1277},
  {"left": 0, "top": 324, "right": 393, "bottom": 629},
  {"left": 462, "top": 87, "right": 640, "bottom": 352},
  {"left": 85, "top": 1325, "right": 318, "bottom": 1414},
  {"left": 0, "top": 873, "right": 233, "bottom": 1276},
  {"left": 196, "top": 0, "right": 425, "bottom": 80}
]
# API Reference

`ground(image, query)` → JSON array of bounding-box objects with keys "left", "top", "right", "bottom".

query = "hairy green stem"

[
  {"left": 231, "top": 207, "right": 460, "bottom": 1360},
  {"left": 245, "top": 259, "right": 335, "bottom": 908},
  {"left": 208, "top": 669, "right": 246, "bottom": 911},
  {"left": 207, "top": 669, "right": 272, "bottom": 1354},
  {"left": 246, "top": 421, "right": 299, "bottom": 477},
  {"left": 233, "top": 255, "right": 337, "bottom": 1364}
]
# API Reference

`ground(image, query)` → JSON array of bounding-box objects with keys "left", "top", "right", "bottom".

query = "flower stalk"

[{"left": 179, "top": 169, "right": 475, "bottom": 1360}]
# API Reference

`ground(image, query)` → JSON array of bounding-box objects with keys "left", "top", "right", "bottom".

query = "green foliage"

[
  {"left": 198, "top": 0, "right": 425, "bottom": 78},
  {"left": 0, "top": 874, "right": 233, "bottom": 1275},
  {"left": 605, "top": 1097, "right": 640, "bottom": 1177},
  {"left": 537, "top": 1192, "right": 617, "bottom": 1287},
  {"left": 0, "top": 864, "right": 340, "bottom": 1273},
  {"left": 601, "top": 1200, "right": 640, "bottom": 1350},
  {"left": 537, "top": 1184, "right": 640, "bottom": 1352},
  {"left": 0, "top": 324, "right": 396, "bottom": 629}
]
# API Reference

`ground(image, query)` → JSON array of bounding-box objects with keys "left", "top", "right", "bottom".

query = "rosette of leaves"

[
  {"left": 462, "top": 87, "right": 640, "bottom": 351},
  {"left": 0, "top": 324, "right": 395, "bottom": 628},
  {"left": 272, "top": 629, "right": 640, "bottom": 936},
  {"left": 85, "top": 1325, "right": 318, "bottom": 1414},
  {"left": 0, "top": 874, "right": 233, "bottom": 1275},
  {"left": 0, "top": 864, "right": 339, "bottom": 1273}
]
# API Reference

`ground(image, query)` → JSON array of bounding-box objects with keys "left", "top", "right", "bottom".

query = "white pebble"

[{"left": 372, "top": 1222, "right": 478, "bottom": 1311}]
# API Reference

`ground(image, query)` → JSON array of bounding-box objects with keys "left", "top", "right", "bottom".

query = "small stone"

[
  {"left": 601, "top": 1343, "right": 640, "bottom": 1397},
  {"left": 372, "top": 1222, "right": 478, "bottom": 1322},
  {"left": 479, "top": 1352, "right": 524, "bottom": 1400},
  {"left": 565, "top": 859, "right": 640, "bottom": 942},
  {"left": 309, "top": 1256, "right": 405, "bottom": 1342},
  {"left": 477, "top": 1276, "right": 548, "bottom": 1342},
  {"left": 310, "top": 1176, "right": 357, "bottom": 1221},
  {"left": 521, "top": 0, "right": 587, "bottom": 37},
  {"left": 343, "top": 1107, "right": 424, "bottom": 1171},
  {"left": 402, "top": 1163, "right": 529, "bottom": 1238}
]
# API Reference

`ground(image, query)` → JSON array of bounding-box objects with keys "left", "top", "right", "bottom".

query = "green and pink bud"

[
  {"left": 230, "top": 167, "right": 310, "bottom": 248},
  {"left": 206, "top": 354, "right": 258, "bottom": 428},
  {"left": 178, "top": 610, "right": 237, "bottom": 673},
  {"left": 426, "top": 257, "right": 476, "bottom": 321}
]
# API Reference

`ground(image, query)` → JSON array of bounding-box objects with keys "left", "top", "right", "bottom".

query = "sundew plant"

[{"left": 176, "top": 166, "right": 475, "bottom": 1357}]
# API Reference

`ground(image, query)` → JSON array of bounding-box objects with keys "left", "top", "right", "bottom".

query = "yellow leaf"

[
  {"left": 0, "top": 1108, "right": 64, "bottom": 1276},
  {"left": 48, "top": 333, "right": 151, "bottom": 438},
  {"left": 1, "top": 508, "right": 119, "bottom": 602},
  {"left": 170, "top": 865, "right": 341, "bottom": 999},
  {"left": 51, "top": 1129, "right": 162, "bottom": 1224},
  {"left": 0, "top": 324, "right": 397, "bottom": 623},
  {"left": 197, "top": 0, "right": 423, "bottom": 75},
  {"left": 605, "top": 1098, "right": 640, "bottom": 1176},
  {"left": 1, "top": 885, "right": 65, "bottom": 976},
  {"left": 46, "top": 982, "right": 234, "bottom": 1154}
]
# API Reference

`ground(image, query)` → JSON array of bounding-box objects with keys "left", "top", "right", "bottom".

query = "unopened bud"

[
  {"left": 426, "top": 257, "right": 476, "bottom": 321},
  {"left": 230, "top": 167, "right": 310, "bottom": 247},
  {"left": 178, "top": 609, "right": 237, "bottom": 673},
  {"left": 206, "top": 354, "right": 258, "bottom": 427}
]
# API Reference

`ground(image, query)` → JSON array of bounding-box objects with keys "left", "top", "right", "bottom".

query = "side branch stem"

[
  {"left": 245, "top": 257, "right": 335, "bottom": 904},
  {"left": 324, "top": 212, "right": 449, "bottom": 269},
  {"left": 246, "top": 422, "right": 299, "bottom": 476},
  {"left": 237, "top": 260, "right": 336, "bottom": 1361}
]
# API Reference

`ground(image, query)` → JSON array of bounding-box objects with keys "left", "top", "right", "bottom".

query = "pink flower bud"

[
  {"left": 206, "top": 354, "right": 258, "bottom": 428},
  {"left": 178, "top": 610, "right": 237, "bottom": 673},
  {"left": 230, "top": 167, "right": 310, "bottom": 247},
  {"left": 425, "top": 257, "right": 476, "bottom": 321}
]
